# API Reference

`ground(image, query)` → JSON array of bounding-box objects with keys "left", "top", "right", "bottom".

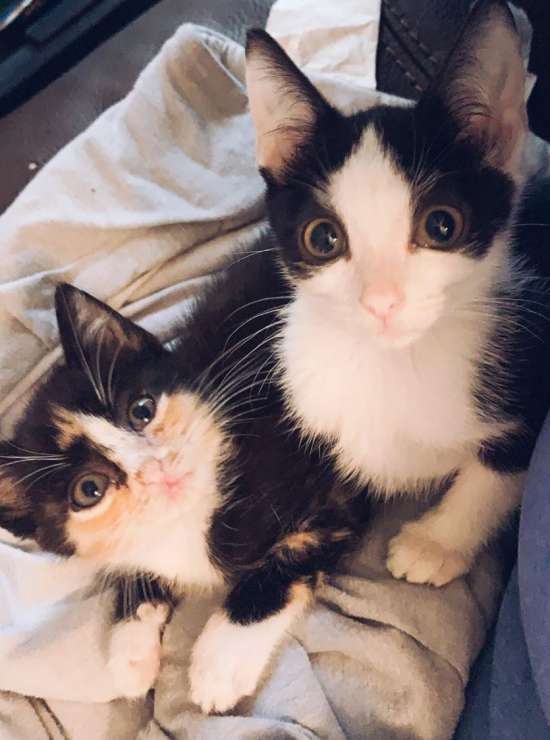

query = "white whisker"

[{"left": 107, "top": 341, "right": 124, "bottom": 410}]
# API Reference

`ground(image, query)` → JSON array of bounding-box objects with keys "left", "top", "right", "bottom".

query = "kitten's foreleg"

[
  {"left": 107, "top": 575, "right": 174, "bottom": 698},
  {"left": 188, "top": 567, "right": 312, "bottom": 714},
  {"left": 387, "top": 459, "right": 524, "bottom": 587}
]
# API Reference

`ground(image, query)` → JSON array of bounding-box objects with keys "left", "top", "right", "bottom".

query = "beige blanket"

[{"left": 0, "top": 3, "right": 544, "bottom": 737}]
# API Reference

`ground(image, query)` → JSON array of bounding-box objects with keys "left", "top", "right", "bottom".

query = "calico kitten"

[
  {"left": 0, "top": 271, "right": 367, "bottom": 713},
  {"left": 244, "top": 0, "right": 550, "bottom": 587}
]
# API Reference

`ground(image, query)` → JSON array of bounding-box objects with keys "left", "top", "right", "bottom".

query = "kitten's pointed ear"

[
  {"left": 55, "top": 284, "right": 163, "bottom": 404},
  {"left": 245, "top": 29, "right": 330, "bottom": 181},
  {"left": 0, "top": 443, "right": 35, "bottom": 539},
  {"left": 428, "top": 0, "right": 527, "bottom": 175}
]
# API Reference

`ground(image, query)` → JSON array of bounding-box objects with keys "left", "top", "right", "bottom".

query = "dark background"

[{"left": 0, "top": 0, "right": 548, "bottom": 213}]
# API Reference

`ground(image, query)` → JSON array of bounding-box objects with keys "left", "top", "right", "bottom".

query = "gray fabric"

[
  {"left": 143, "top": 502, "right": 503, "bottom": 740},
  {"left": 0, "top": 4, "right": 541, "bottom": 738}
]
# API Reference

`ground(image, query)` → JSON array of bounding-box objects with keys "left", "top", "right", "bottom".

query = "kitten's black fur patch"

[
  {"left": 111, "top": 573, "right": 176, "bottom": 622},
  {"left": 475, "top": 177, "right": 550, "bottom": 473}
]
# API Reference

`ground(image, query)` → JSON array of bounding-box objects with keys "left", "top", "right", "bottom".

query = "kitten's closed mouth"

[
  {"left": 162, "top": 471, "right": 192, "bottom": 500},
  {"left": 372, "top": 327, "right": 424, "bottom": 350},
  {"left": 158, "top": 471, "right": 193, "bottom": 501},
  {"left": 137, "top": 460, "right": 194, "bottom": 502}
]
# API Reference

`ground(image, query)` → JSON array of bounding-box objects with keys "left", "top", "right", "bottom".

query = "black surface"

[
  {"left": 375, "top": 0, "right": 550, "bottom": 143},
  {"left": 0, "top": 0, "right": 274, "bottom": 212},
  {"left": 0, "top": 0, "right": 162, "bottom": 115},
  {"left": 513, "top": 0, "right": 550, "bottom": 142},
  {"left": 0, "top": 0, "right": 548, "bottom": 213}
]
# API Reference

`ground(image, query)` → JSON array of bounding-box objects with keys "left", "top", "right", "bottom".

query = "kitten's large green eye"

[
  {"left": 70, "top": 473, "right": 110, "bottom": 510},
  {"left": 128, "top": 395, "right": 156, "bottom": 431},
  {"left": 301, "top": 218, "right": 347, "bottom": 262},
  {"left": 416, "top": 205, "right": 465, "bottom": 249}
]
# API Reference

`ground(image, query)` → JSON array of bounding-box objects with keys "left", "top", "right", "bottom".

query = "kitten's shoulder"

[
  {"left": 201, "top": 229, "right": 287, "bottom": 314},
  {"left": 513, "top": 176, "right": 550, "bottom": 275},
  {"left": 171, "top": 229, "right": 288, "bottom": 364}
]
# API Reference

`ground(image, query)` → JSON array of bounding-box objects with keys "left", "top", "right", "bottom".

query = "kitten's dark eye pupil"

[
  {"left": 70, "top": 473, "right": 110, "bottom": 510},
  {"left": 417, "top": 204, "right": 465, "bottom": 250},
  {"left": 311, "top": 222, "right": 339, "bottom": 254},
  {"left": 425, "top": 210, "right": 456, "bottom": 243},
  {"left": 302, "top": 218, "right": 347, "bottom": 261},
  {"left": 132, "top": 399, "right": 154, "bottom": 421},
  {"left": 128, "top": 396, "right": 156, "bottom": 430},
  {"left": 82, "top": 479, "right": 101, "bottom": 498}
]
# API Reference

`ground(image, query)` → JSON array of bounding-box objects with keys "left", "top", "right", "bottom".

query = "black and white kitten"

[
  {"left": 0, "top": 272, "right": 366, "bottom": 713},
  {"left": 244, "top": 0, "right": 550, "bottom": 587}
]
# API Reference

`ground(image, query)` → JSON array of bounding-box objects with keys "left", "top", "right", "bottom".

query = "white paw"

[
  {"left": 108, "top": 603, "right": 170, "bottom": 699},
  {"left": 189, "top": 611, "right": 269, "bottom": 714},
  {"left": 387, "top": 524, "right": 471, "bottom": 587}
]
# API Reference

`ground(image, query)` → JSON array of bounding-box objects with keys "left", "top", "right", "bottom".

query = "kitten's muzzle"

[{"left": 139, "top": 458, "right": 191, "bottom": 500}]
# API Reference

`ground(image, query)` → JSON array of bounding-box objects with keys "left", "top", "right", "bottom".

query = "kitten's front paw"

[
  {"left": 108, "top": 602, "right": 170, "bottom": 699},
  {"left": 189, "top": 612, "right": 265, "bottom": 714},
  {"left": 387, "top": 523, "right": 471, "bottom": 587}
]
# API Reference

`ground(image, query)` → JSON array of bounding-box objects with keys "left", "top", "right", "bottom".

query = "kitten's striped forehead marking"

[
  {"left": 52, "top": 406, "right": 86, "bottom": 450},
  {"left": 52, "top": 393, "right": 200, "bottom": 458},
  {"left": 329, "top": 126, "right": 412, "bottom": 266},
  {"left": 52, "top": 405, "right": 145, "bottom": 474}
]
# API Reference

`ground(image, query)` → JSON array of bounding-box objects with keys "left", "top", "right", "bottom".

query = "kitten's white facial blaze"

[{"left": 309, "top": 127, "right": 479, "bottom": 348}]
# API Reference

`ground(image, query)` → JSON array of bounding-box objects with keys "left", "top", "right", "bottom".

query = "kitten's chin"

[
  {"left": 374, "top": 331, "right": 423, "bottom": 350},
  {"left": 360, "top": 306, "right": 439, "bottom": 351},
  {"left": 370, "top": 320, "right": 437, "bottom": 349}
]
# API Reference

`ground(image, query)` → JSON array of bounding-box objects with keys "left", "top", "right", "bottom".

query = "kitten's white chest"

[
  {"left": 281, "top": 300, "right": 490, "bottom": 492},
  {"left": 106, "top": 489, "right": 225, "bottom": 591},
  {"left": 134, "top": 523, "right": 223, "bottom": 590}
]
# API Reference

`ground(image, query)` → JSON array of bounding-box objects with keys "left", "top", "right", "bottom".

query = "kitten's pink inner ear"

[
  {"left": 245, "top": 55, "right": 316, "bottom": 178},
  {"left": 469, "top": 32, "right": 526, "bottom": 172},
  {"left": 444, "top": 7, "right": 527, "bottom": 177}
]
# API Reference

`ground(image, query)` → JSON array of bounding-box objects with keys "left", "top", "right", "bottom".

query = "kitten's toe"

[
  {"left": 108, "top": 603, "right": 169, "bottom": 699},
  {"left": 136, "top": 601, "right": 170, "bottom": 626},
  {"left": 387, "top": 525, "right": 471, "bottom": 587},
  {"left": 189, "top": 612, "right": 266, "bottom": 714}
]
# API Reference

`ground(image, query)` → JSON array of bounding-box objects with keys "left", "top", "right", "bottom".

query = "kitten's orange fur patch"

[
  {"left": 290, "top": 580, "right": 314, "bottom": 607},
  {"left": 146, "top": 394, "right": 195, "bottom": 442},
  {"left": 65, "top": 482, "right": 135, "bottom": 560},
  {"left": 51, "top": 406, "right": 85, "bottom": 450},
  {"left": 0, "top": 475, "right": 28, "bottom": 513},
  {"left": 275, "top": 531, "right": 320, "bottom": 558}
]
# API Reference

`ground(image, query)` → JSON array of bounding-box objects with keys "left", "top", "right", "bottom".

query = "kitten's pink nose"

[
  {"left": 362, "top": 288, "right": 404, "bottom": 324},
  {"left": 163, "top": 473, "right": 182, "bottom": 488}
]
